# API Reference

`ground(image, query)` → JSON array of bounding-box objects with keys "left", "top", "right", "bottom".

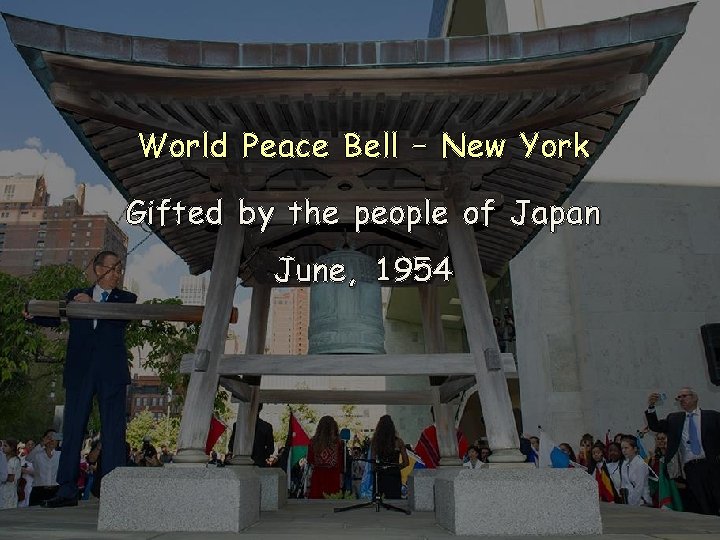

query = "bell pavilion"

[{"left": 4, "top": 1, "right": 693, "bottom": 535}]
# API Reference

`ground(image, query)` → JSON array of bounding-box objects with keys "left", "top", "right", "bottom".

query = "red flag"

[
  {"left": 205, "top": 416, "right": 226, "bottom": 454},
  {"left": 415, "top": 425, "right": 468, "bottom": 469},
  {"left": 290, "top": 414, "right": 311, "bottom": 446}
]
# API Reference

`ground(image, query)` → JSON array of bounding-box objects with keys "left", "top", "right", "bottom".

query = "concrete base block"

[
  {"left": 481, "top": 462, "right": 536, "bottom": 470},
  {"left": 257, "top": 467, "right": 287, "bottom": 510},
  {"left": 435, "top": 468, "right": 602, "bottom": 536},
  {"left": 408, "top": 468, "right": 437, "bottom": 511},
  {"left": 98, "top": 466, "right": 260, "bottom": 532}
]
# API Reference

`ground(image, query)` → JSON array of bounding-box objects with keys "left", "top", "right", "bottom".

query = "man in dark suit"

[
  {"left": 228, "top": 404, "right": 275, "bottom": 466},
  {"left": 27, "top": 250, "right": 136, "bottom": 507},
  {"left": 646, "top": 387, "right": 720, "bottom": 515},
  {"left": 251, "top": 406, "right": 275, "bottom": 467}
]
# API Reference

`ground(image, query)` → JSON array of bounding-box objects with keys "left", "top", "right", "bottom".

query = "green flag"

[{"left": 650, "top": 459, "right": 683, "bottom": 511}]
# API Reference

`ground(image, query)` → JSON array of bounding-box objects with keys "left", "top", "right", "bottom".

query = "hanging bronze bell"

[{"left": 307, "top": 249, "right": 385, "bottom": 354}]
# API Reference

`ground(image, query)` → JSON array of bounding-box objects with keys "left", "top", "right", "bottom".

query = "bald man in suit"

[{"left": 646, "top": 387, "right": 720, "bottom": 514}]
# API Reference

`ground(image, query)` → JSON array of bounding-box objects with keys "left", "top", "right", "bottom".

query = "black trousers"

[
  {"left": 684, "top": 459, "right": 720, "bottom": 515},
  {"left": 56, "top": 375, "right": 127, "bottom": 499},
  {"left": 28, "top": 485, "right": 59, "bottom": 506}
]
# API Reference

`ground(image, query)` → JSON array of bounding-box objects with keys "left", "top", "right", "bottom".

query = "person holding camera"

[{"left": 646, "top": 387, "right": 720, "bottom": 514}]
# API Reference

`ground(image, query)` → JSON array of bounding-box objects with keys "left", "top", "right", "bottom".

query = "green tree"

[
  {"left": 125, "top": 299, "right": 229, "bottom": 417},
  {"left": 126, "top": 409, "right": 157, "bottom": 450},
  {"left": 338, "top": 404, "right": 362, "bottom": 434},
  {"left": 126, "top": 409, "right": 181, "bottom": 451},
  {"left": 0, "top": 265, "right": 88, "bottom": 382},
  {"left": 0, "top": 265, "right": 87, "bottom": 437}
]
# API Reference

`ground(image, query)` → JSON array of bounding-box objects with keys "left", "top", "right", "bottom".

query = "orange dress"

[{"left": 307, "top": 441, "right": 344, "bottom": 499}]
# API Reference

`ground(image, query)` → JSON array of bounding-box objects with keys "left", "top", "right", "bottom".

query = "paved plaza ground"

[{"left": 1, "top": 499, "right": 720, "bottom": 539}]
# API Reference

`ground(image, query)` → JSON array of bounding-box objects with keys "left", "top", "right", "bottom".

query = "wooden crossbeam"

[
  {"left": 256, "top": 389, "right": 433, "bottom": 405},
  {"left": 26, "top": 300, "right": 239, "bottom": 324},
  {"left": 181, "top": 352, "right": 518, "bottom": 377},
  {"left": 264, "top": 389, "right": 432, "bottom": 405}
]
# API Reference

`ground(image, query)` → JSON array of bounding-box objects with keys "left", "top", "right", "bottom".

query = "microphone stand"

[{"left": 333, "top": 457, "right": 410, "bottom": 515}]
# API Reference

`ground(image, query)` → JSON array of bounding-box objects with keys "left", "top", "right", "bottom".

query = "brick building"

[
  {"left": 0, "top": 174, "right": 127, "bottom": 281},
  {"left": 126, "top": 374, "right": 174, "bottom": 420}
]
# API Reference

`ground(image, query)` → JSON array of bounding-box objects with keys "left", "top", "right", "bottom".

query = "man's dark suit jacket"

[
  {"left": 645, "top": 409, "right": 720, "bottom": 464},
  {"left": 252, "top": 417, "right": 275, "bottom": 467},
  {"left": 229, "top": 417, "right": 275, "bottom": 466},
  {"left": 35, "top": 286, "right": 137, "bottom": 387}
]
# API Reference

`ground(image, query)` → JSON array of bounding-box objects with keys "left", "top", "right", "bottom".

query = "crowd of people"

[
  {"left": 2, "top": 386, "right": 719, "bottom": 517},
  {"left": 4, "top": 252, "right": 719, "bottom": 516},
  {"left": 516, "top": 387, "right": 720, "bottom": 516},
  {"left": 0, "top": 429, "right": 180, "bottom": 510}
]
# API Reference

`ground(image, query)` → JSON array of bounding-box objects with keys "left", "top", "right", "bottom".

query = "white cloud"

[
  {"left": 0, "top": 147, "right": 76, "bottom": 204},
  {"left": 24, "top": 137, "right": 42, "bottom": 150},
  {"left": 84, "top": 183, "right": 131, "bottom": 224},
  {"left": 125, "top": 242, "right": 179, "bottom": 301}
]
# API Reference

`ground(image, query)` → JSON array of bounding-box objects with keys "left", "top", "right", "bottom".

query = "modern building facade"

[
  {"left": 512, "top": 181, "right": 720, "bottom": 445},
  {"left": 267, "top": 288, "right": 309, "bottom": 355},
  {"left": 179, "top": 275, "right": 207, "bottom": 306}
]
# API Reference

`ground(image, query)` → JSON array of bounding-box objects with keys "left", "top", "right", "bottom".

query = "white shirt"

[
  {"left": 0, "top": 451, "right": 7, "bottom": 483},
  {"left": 621, "top": 455, "right": 650, "bottom": 506},
  {"left": 18, "top": 457, "right": 34, "bottom": 508},
  {"left": 26, "top": 445, "right": 59, "bottom": 487},
  {"left": 463, "top": 459, "right": 483, "bottom": 469},
  {"left": 607, "top": 460, "right": 622, "bottom": 493},
  {"left": 680, "top": 408, "right": 705, "bottom": 464},
  {"left": 92, "top": 284, "right": 111, "bottom": 328}
]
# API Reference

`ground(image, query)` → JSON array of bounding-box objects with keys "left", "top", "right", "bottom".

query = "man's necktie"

[
  {"left": 100, "top": 291, "right": 109, "bottom": 303},
  {"left": 688, "top": 412, "right": 702, "bottom": 455}
]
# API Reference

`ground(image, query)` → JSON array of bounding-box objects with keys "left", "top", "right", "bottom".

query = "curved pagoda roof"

[{"left": 3, "top": 4, "right": 694, "bottom": 282}]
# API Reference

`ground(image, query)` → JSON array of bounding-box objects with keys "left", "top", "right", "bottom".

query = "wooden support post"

[
  {"left": 444, "top": 183, "right": 525, "bottom": 462},
  {"left": 419, "top": 284, "right": 447, "bottom": 355},
  {"left": 229, "top": 284, "right": 271, "bottom": 466},
  {"left": 419, "top": 285, "right": 461, "bottom": 466},
  {"left": 173, "top": 211, "right": 244, "bottom": 463}
]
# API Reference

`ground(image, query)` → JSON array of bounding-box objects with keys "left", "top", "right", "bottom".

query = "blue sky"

[{"left": 0, "top": 0, "right": 433, "bottom": 315}]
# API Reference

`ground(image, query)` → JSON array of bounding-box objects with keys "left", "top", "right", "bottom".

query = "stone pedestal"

[
  {"left": 407, "top": 469, "right": 437, "bottom": 511},
  {"left": 98, "top": 466, "right": 260, "bottom": 532},
  {"left": 257, "top": 467, "right": 287, "bottom": 510},
  {"left": 434, "top": 468, "right": 601, "bottom": 536}
]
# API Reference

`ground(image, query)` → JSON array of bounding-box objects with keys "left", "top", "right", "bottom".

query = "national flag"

[
  {"left": 205, "top": 416, "right": 226, "bottom": 454},
  {"left": 409, "top": 449, "right": 426, "bottom": 469},
  {"left": 279, "top": 410, "right": 311, "bottom": 490},
  {"left": 649, "top": 459, "right": 683, "bottom": 511},
  {"left": 595, "top": 464, "right": 619, "bottom": 503},
  {"left": 400, "top": 449, "right": 425, "bottom": 486},
  {"left": 414, "top": 425, "right": 468, "bottom": 469},
  {"left": 359, "top": 447, "right": 373, "bottom": 499},
  {"left": 287, "top": 413, "right": 311, "bottom": 467},
  {"left": 538, "top": 429, "right": 570, "bottom": 468},
  {"left": 635, "top": 432, "right": 648, "bottom": 459},
  {"left": 551, "top": 447, "right": 571, "bottom": 468}
]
